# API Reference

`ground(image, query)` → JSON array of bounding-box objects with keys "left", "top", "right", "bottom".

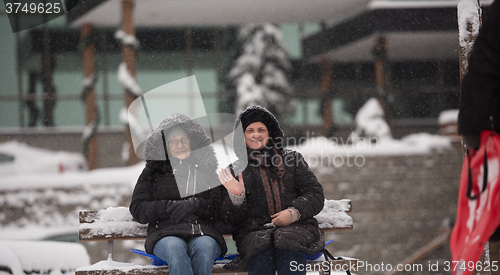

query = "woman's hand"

[
  {"left": 218, "top": 168, "right": 244, "bottom": 196},
  {"left": 271, "top": 210, "right": 293, "bottom": 227}
]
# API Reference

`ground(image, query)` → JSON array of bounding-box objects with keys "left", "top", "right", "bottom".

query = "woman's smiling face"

[{"left": 244, "top": 122, "right": 269, "bottom": 150}]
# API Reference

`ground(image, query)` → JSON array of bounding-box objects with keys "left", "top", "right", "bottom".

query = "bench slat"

[{"left": 78, "top": 199, "right": 353, "bottom": 241}]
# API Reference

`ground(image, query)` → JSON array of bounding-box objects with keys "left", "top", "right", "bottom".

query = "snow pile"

[
  {"left": 438, "top": 109, "right": 459, "bottom": 125},
  {"left": 0, "top": 240, "right": 90, "bottom": 275},
  {"left": 0, "top": 141, "right": 87, "bottom": 176},
  {"left": 0, "top": 242, "right": 24, "bottom": 275},
  {"left": 79, "top": 207, "right": 147, "bottom": 238},
  {"left": 349, "top": 98, "right": 392, "bottom": 141},
  {"left": 314, "top": 199, "right": 353, "bottom": 230}
]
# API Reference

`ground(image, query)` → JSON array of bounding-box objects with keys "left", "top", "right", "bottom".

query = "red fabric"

[{"left": 450, "top": 130, "right": 500, "bottom": 275}]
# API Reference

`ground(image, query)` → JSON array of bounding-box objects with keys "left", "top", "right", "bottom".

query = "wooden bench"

[{"left": 76, "top": 199, "right": 357, "bottom": 275}]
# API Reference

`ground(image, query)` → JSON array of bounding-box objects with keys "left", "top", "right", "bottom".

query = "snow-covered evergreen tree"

[
  {"left": 226, "top": 23, "right": 295, "bottom": 119},
  {"left": 349, "top": 97, "right": 392, "bottom": 142}
]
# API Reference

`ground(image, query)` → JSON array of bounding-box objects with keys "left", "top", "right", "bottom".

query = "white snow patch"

[
  {"left": 438, "top": 109, "right": 459, "bottom": 125},
  {"left": 118, "top": 62, "right": 142, "bottom": 97},
  {"left": 0, "top": 161, "right": 144, "bottom": 190},
  {"left": 314, "top": 199, "right": 353, "bottom": 229},
  {"left": 0, "top": 240, "right": 89, "bottom": 274},
  {"left": 0, "top": 141, "right": 87, "bottom": 176},
  {"left": 288, "top": 133, "right": 451, "bottom": 158},
  {"left": 115, "top": 30, "right": 140, "bottom": 49},
  {"left": 79, "top": 207, "right": 147, "bottom": 238}
]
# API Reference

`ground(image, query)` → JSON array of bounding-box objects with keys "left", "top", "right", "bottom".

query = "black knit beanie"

[{"left": 241, "top": 111, "right": 270, "bottom": 131}]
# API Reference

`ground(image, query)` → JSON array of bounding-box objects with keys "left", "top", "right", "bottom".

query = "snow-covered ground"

[
  {"left": 0, "top": 240, "right": 90, "bottom": 275},
  {"left": 0, "top": 141, "right": 87, "bottom": 175}
]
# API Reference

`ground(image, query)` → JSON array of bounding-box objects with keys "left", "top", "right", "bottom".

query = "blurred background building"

[{"left": 1, "top": 0, "right": 492, "bottom": 168}]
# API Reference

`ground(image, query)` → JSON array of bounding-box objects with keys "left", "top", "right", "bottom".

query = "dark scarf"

[{"left": 248, "top": 143, "right": 285, "bottom": 216}]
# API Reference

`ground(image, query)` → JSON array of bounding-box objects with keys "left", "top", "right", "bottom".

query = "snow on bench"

[{"left": 76, "top": 199, "right": 355, "bottom": 275}]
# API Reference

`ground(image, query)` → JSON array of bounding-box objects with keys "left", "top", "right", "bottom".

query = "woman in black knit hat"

[{"left": 218, "top": 105, "right": 325, "bottom": 275}]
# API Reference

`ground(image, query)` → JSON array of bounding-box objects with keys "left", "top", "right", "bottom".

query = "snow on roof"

[
  {"left": 0, "top": 240, "right": 90, "bottom": 274},
  {"left": 438, "top": 109, "right": 459, "bottom": 125}
]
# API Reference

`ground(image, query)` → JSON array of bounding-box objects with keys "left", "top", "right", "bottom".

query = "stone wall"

[{"left": 314, "top": 145, "right": 463, "bottom": 274}]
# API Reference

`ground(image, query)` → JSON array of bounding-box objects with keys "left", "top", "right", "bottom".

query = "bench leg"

[{"left": 108, "top": 241, "right": 114, "bottom": 261}]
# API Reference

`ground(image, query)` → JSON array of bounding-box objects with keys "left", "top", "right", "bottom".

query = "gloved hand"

[{"left": 166, "top": 197, "right": 200, "bottom": 223}]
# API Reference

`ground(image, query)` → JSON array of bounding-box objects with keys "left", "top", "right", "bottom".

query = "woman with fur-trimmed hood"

[
  {"left": 130, "top": 113, "right": 227, "bottom": 275},
  {"left": 218, "top": 105, "right": 325, "bottom": 274}
]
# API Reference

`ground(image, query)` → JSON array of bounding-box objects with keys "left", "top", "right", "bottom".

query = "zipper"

[
  {"left": 193, "top": 220, "right": 203, "bottom": 235},
  {"left": 186, "top": 163, "right": 191, "bottom": 195},
  {"left": 193, "top": 166, "right": 197, "bottom": 196}
]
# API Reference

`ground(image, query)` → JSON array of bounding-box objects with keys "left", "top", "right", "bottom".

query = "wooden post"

[
  {"left": 320, "top": 59, "right": 334, "bottom": 137},
  {"left": 81, "top": 24, "right": 98, "bottom": 170},
  {"left": 437, "top": 61, "right": 445, "bottom": 112},
  {"left": 121, "top": 0, "right": 139, "bottom": 166},
  {"left": 373, "top": 34, "right": 393, "bottom": 133}
]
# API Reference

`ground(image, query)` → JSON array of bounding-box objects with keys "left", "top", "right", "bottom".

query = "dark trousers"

[{"left": 247, "top": 242, "right": 306, "bottom": 275}]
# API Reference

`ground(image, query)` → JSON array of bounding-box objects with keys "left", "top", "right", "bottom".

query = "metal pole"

[
  {"left": 15, "top": 14, "right": 24, "bottom": 128},
  {"left": 107, "top": 240, "right": 114, "bottom": 261}
]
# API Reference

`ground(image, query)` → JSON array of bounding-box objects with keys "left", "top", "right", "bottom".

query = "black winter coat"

[
  {"left": 129, "top": 114, "right": 227, "bottom": 256},
  {"left": 221, "top": 106, "right": 325, "bottom": 270},
  {"left": 458, "top": 0, "right": 500, "bottom": 138}
]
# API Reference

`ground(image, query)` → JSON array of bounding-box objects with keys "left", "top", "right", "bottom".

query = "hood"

[
  {"left": 233, "top": 105, "right": 284, "bottom": 159},
  {"left": 144, "top": 113, "right": 218, "bottom": 172}
]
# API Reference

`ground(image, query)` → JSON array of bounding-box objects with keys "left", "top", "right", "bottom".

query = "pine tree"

[{"left": 226, "top": 23, "right": 295, "bottom": 119}]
